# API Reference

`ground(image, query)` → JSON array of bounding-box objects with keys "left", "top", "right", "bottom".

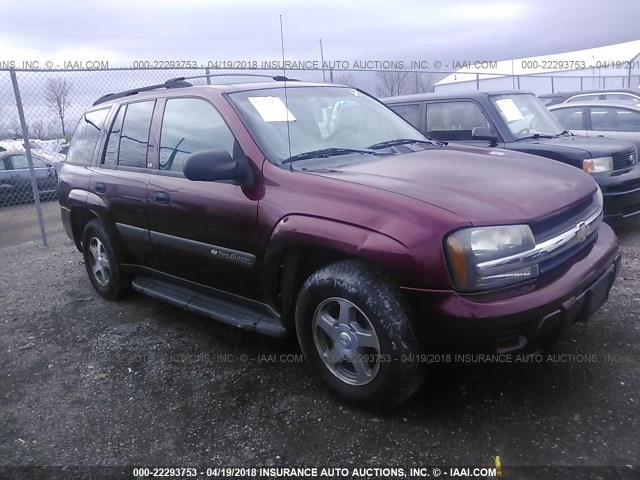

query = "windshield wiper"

[
  {"left": 282, "top": 148, "right": 383, "bottom": 164},
  {"left": 367, "top": 138, "right": 444, "bottom": 149},
  {"left": 515, "top": 133, "right": 556, "bottom": 141}
]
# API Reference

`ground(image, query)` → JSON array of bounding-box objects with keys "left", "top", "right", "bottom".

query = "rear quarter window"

[{"left": 66, "top": 108, "right": 110, "bottom": 166}]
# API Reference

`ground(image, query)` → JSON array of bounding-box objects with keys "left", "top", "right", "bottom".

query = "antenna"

[{"left": 280, "top": 14, "right": 292, "bottom": 165}]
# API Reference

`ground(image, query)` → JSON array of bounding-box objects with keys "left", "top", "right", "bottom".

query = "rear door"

[
  {"left": 90, "top": 100, "right": 156, "bottom": 262},
  {"left": 586, "top": 106, "right": 640, "bottom": 148}
]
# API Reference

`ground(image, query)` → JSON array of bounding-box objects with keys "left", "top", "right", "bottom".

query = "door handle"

[
  {"left": 95, "top": 182, "right": 106, "bottom": 193},
  {"left": 153, "top": 191, "right": 170, "bottom": 204}
]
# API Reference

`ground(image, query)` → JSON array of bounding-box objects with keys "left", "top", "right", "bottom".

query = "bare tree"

[
  {"left": 406, "top": 72, "right": 437, "bottom": 94},
  {"left": 333, "top": 72, "right": 355, "bottom": 86},
  {"left": 376, "top": 71, "right": 410, "bottom": 97},
  {"left": 31, "top": 121, "right": 46, "bottom": 139},
  {"left": 45, "top": 78, "right": 72, "bottom": 138},
  {"left": 9, "top": 119, "right": 23, "bottom": 139}
]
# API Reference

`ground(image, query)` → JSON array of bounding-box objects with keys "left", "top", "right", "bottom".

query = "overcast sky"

[{"left": 1, "top": 0, "right": 640, "bottom": 68}]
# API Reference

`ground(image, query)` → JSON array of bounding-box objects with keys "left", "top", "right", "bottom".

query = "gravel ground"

[{"left": 0, "top": 220, "right": 639, "bottom": 476}]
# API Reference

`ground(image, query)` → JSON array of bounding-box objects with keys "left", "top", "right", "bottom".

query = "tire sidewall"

[
  {"left": 296, "top": 264, "right": 424, "bottom": 409},
  {"left": 82, "top": 220, "right": 124, "bottom": 300}
]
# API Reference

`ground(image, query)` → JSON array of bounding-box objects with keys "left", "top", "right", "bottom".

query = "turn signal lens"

[
  {"left": 583, "top": 157, "right": 613, "bottom": 173},
  {"left": 446, "top": 235, "right": 468, "bottom": 289}
]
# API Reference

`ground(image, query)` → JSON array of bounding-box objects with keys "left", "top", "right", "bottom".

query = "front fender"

[{"left": 262, "top": 214, "right": 424, "bottom": 289}]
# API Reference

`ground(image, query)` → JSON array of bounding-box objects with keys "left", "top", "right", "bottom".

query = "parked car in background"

[
  {"left": 35, "top": 150, "right": 67, "bottom": 174},
  {"left": 539, "top": 88, "right": 640, "bottom": 106},
  {"left": 549, "top": 101, "right": 640, "bottom": 151},
  {"left": 0, "top": 151, "right": 58, "bottom": 206},
  {"left": 0, "top": 140, "right": 43, "bottom": 152},
  {"left": 383, "top": 90, "right": 640, "bottom": 225},
  {"left": 59, "top": 78, "right": 621, "bottom": 409}
]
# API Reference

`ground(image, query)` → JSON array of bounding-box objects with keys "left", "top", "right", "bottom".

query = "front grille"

[
  {"left": 538, "top": 230, "right": 597, "bottom": 275},
  {"left": 530, "top": 196, "right": 601, "bottom": 277},
  {"left": 612, "top": 149, "right": 636, "bottom": 171},
  {"left": 530, "top": 196, "right": 595, "bottom": 243},
  {"left": 604, "top": 178, "right": 640, "bottom": 194}
]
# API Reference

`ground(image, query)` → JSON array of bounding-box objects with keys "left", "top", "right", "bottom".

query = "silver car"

[{"left": 549, "top": 101, "right": 640, "bottom": 151}]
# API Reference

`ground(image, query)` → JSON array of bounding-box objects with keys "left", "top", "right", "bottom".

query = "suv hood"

[
  {"left": 516, "top": 135, "right": 635, "bottom": 157},
  {"left": 311, "top": 145, "right": 596, "bottom": 225}
]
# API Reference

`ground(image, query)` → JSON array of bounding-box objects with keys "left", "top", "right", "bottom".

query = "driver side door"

[
  {"left": 146, "top": 96, "right": 260, "bottom": 299},
  {"left": 424, "top": 101, "right": 503, "bottom": 147}
]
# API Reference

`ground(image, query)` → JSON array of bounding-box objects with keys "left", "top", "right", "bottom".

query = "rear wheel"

[
  {"left": 82, "top": 219, "right": 128, "bottom": 300},
  {"left": 295, "top": 260, "right": 425, "bottom": 409}
]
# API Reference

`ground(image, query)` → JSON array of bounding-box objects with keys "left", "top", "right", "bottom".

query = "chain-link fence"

[{"left": 1, "top": 67, "right": 638, "bottom": 248}]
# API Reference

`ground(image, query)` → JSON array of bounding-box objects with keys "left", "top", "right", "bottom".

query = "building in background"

[{"left": 434, "top": 40, "right": 640, "bottom": 94}]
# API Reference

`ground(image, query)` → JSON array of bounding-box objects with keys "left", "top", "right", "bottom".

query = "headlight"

[
  {"left": 445, "top": 225, "right": 538, "bottom": 292},
  {"left": 583, "top": 156, "right": 613, "bottom": 173}
]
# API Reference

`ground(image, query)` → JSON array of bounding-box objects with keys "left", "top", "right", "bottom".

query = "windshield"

[
  {"left": 490, "top": 93, "right": 565, "bottom": 139},
  {"left": 228, "top": 86, "right": 427, "bottom": 164}
]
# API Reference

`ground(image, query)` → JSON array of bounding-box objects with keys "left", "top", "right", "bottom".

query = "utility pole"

[{"left": 320, "top": 39, "right": 326, "bottom": 81}]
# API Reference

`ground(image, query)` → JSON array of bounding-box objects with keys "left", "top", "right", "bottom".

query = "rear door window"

[
  {"left": 590, "top": 107, "right": 640, "bottom": 131},
  {"left": 117, "top": 101, "right": 155, "bottom": 168},
  {"left": 103, "top": 106, "right": 126, "bottom": 167}
]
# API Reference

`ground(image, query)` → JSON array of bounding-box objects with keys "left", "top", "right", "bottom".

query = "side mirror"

[
  {"left": 472, "top": 127, "right": 499, "bottom": 145},
  {"left": 183, "top": 149, "right": 249, "bottom": 185}
]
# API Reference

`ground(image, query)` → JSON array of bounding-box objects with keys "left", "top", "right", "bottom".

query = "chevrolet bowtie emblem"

[{"left": 576, "top": 221, "right": 589, "bottom": 243}]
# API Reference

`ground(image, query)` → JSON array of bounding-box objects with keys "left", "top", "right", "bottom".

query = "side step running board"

[{"left": 131, "top": 276, "right": 287, "bottom": 338}]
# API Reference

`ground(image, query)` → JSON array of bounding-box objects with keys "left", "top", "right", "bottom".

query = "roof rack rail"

[
  {"left": 165, "top": 73, "right": 299, "bottom": 83},
  {"left": 92, "top": 78, "right": 193, "bottom": 106},
  {"left": 92, "top": 74, "right": 299, "bottom": 106}
]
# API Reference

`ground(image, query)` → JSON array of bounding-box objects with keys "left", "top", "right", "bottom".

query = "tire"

[
  {"left": 295, "top": 259, "right": 425, "bottom": 410},
  {"left": 81, "top": 219, "right": 128, "bottom": 300}
]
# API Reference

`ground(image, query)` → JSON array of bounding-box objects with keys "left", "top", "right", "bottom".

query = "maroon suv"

[{"left": 58, "top": 77, "right": 621, "bottom": 409}]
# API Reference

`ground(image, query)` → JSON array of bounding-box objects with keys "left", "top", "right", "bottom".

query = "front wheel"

[{"left": 295, "top": 260, "right": 425, "bottom": 410}]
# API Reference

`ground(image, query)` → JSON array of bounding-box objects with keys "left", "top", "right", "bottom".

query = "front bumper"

[
  {"left": 595, "top": 166, "right": 640, "bottom": 225},
  {"left": 403, "top": 223, "right": 621, "bottom": 353}
]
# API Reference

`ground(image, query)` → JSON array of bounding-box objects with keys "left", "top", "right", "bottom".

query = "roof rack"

[
  {"left": 93, "top": 79, "right": 192, "bottom": 105},
  {"left": 93, "top": 74, "right": 299, "bottom": 106},
  {"left": 165, "top": 73, "right": 299, "bottom": 83}
]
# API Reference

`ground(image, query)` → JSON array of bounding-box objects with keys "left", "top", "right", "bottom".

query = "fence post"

[
  {"left": 476, "top": 73, "right": 480, "bottom": 90},
  {"left": 9, "top": 69, "right": 48, "bottom": 247},
  {"left": 205, "top": 67, "right": 211, "bottom": 85},
  {"left": 551, "top": 76, "right": 555, "bottom": 93}
]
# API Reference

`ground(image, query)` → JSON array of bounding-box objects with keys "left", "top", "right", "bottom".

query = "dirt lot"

[{"left": 0, "top": 207, "right": 639, "bottom": 477}]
